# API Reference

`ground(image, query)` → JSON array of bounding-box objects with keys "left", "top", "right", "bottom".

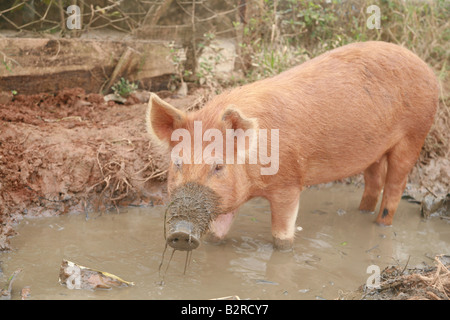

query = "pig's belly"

[
  {"left": 297, "top": 123, "right": 400, "bottom": 186},
  {"left": 300, "top": 145, "right": 387, "bottom": 186}
]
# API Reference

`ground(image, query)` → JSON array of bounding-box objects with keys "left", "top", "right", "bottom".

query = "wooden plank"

[{"left": 0, "top": 37, "right": 177, "bottom": 94}]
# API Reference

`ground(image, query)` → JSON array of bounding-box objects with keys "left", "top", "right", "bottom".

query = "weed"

[{"left": 111, "top": 77, "right": 138, "bottom": 98}]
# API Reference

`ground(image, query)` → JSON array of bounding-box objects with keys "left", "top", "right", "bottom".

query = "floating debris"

[
  {"left": 59, "top": 260, "right": 134, "bottom": 290},
  {"left": 298, "top": 289, "right": 310, "bottom": 293},
  {"left": 310, "top": 209, "right": 327, "bottom": 215},
  {"left": 1, "top": 269, "right": 22, "bottom": 300},
  {"left": 21, "top": 286, "right": 31, "bottom": 300},
  {"left": 255, "top": 279, "right": 279, "bottom": 285},
  {"left": 210, "top": 295, "right": 240, "bottom": 300}
]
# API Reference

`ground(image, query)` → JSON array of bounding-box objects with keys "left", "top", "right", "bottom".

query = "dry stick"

[
  {"left": 401, "top": 255, "right": 411, "bottom": 275},
  {"left": 88, "top": 18, "right": 130, "bottom": 33},
  {"left": 0, "top": 2, "right": 23, "bottom": 15},
  {"left": 412, "top": 256, "right": 449, "bottom": 300},
  {"left": 424, "top": 186, "right": 438, "bottom": 198},
  {"left": 142, "top": 170, "right": 167, "bottom": 182},
  {"left": 85, "top": 4, "right": 96, "bottom": 31},
  {"left": 191, "top": 0, "right": 197, "bottom": 72},
  {"left": 0, "top": 50, "right": 22, "bottom": 68},
  {"left": 48, "top": 40, "right": 61, "bottom": 61},
  {"left": 98, "top": 175, "right": 111, "bottom": 206},
  {"left": 0, "top": 13, "right": 20, "bottom": 30},
  {"left": 133, "top": 159, "right": 156, "bottom": 176},
  {"left": 433, "top": 255, "right": 450, "bottom": 299},
  {"left": 140, "top": 3, "right": 157, "bottom": 26},
  {"left": 74, "top": 0, "right": 82, "bottom": 37},
  {"left": 104, "top": 47, "right": 140, "bottom": 94},
  {"left": 58, "top": 0, "right": 66, "bottom": 34},
  {"left": 96, "top": 146, "right": 105, "bottom": 178},
  {"left": 0, "top": 269, "right": 22, "bottom": 300},
  {"left": 20, "top": 0, "right": 52, "bottom": 30},
  {"left": 115, "top": 6, "right": 135, "bottom": 32},
  {"left": 426, "top": 291, "right": 441, "bottom": 300},
  {"left": 150, "top": 0, "right": 174, "bottom": 26}
]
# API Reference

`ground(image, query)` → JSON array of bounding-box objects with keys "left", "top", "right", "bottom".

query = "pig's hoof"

[
  {"left": 376, "top": 210, "right": 393, "bottom": 226},
  {"left": 273, "top": 238, "right": 293, "bottom": 252},
  {"left": 375, "top": 220, "right": 393, "bottom": 227}
]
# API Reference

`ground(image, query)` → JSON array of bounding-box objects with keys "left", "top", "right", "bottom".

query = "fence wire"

[{"left": 0, "top": 0, "right": 244, "bottom": 41}]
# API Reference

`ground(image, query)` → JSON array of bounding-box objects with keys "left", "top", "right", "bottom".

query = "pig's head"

[{"left": 146, "top": 93, "right": 258, "bottom": 251}]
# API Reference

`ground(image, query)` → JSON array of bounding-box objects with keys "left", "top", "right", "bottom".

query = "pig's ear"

[
  {"left": 221, "top": 106, "right": 259, "bottom": 158},
  {"left": 221, "top": 105, "right": 258, "bottom": 132},
  {"left": 146, "top": 93, "right": 186, "bottom": 147}
]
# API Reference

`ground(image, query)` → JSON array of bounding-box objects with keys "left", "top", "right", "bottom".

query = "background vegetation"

[
  {"left": 1, "top": 0, "right": 448, "bottom": 177},
  {"left": 218, "top": 0, "right": 449, "bottom": 168}
]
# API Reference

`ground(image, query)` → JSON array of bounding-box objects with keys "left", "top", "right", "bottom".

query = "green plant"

[{"left": 111, "top": 78, "right": 138, "bottom": 98}]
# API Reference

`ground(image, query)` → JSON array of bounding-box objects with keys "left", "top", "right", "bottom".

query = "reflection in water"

[{"left": 1, "top": 184, "right": 449, "bottom": 300}]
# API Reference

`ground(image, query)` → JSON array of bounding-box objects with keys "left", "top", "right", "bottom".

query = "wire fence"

[{"left": 0, "top": 0, "right": 245, "bottom": 41}]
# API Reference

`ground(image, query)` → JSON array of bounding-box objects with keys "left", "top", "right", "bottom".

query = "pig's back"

[{"left": 231, "top": 41, "right": 438, "bottom": 185}]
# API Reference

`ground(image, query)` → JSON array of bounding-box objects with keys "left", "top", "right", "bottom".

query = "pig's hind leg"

[
  {"left": 375, "top": 138, "right": 423, "bottom": 226},
  {"left": 359, "top": 154, "right": 388, "bottom": 213},
  {"left": 268, "top": 187, "right": 301, "bottom": 251}
]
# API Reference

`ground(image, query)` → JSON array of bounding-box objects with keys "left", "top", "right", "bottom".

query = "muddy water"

[{"left": 1, "top": 184, "right": 449, "bottom": 300}]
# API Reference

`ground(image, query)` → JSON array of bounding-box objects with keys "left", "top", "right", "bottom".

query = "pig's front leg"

[{"left": 268, "top": 187, "right": 301, "bottom": 251}]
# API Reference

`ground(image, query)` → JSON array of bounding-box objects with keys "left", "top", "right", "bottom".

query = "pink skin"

[{"left": 208, "top": 210, "right": 237, "bottom": 240}]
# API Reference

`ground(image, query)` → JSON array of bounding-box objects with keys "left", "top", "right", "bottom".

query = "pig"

[{"left": 146, "top": 41, "right": 438, "bottom": 251}]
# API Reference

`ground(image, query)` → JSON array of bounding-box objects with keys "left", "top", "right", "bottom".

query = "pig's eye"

[
  {"left": 212, "top": 163, "right": 224, "bottom": 174},
  {"left": 173, "top": 158, "right": 182, "bottom": 171}
]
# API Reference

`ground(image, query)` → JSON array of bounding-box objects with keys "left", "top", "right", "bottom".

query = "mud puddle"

[{"left": 1, "top": 184, "right": 449, "bottom": 300}]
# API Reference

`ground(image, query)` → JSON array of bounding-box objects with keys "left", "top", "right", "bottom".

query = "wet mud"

[
  {"left": 0, "top": 89, "right": 208, "bottom": 250},
  {"left": 1, "top": 184, "right": 448, "bottom": 300}
]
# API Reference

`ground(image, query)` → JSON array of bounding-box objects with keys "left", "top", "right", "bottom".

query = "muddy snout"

[
  {"left": 164, "top": 182, "right": 221, "bottom": 251},
  {"left": 166, "top": 221, "right": 200, "bottom": 251}
]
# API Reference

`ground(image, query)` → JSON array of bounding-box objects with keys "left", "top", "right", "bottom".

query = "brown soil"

[{"left": 0, "top": 87, "right": 205, "bottom": 250}]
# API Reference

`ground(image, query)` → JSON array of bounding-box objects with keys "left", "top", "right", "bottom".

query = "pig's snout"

[
  {"left": 166, "top": 221, "right": 200, "bottom": 251},
  {"left": 165, "top": 182, "right": 222, "bottom": 251}
]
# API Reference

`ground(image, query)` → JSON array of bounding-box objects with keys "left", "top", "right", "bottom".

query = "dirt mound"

[{"left": 0, "top": 88, "right": 197, "bottom": 250}]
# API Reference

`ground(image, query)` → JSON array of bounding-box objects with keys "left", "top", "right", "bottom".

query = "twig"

[
  {"left": 191, "top": 0, "right": 197, "bottom": 72},
  {"left": 401, "top": 255, "right": 411, "bottom": 275},
  {"left": 425, "top": 186, "right": 438, "bottom": 198},
  {"left": 58, "top": 0, "right": 66, "bottom": 34}
]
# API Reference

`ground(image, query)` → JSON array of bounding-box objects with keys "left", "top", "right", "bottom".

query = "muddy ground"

[
  {"left": 0, "top": 88, "right": 209, "bottom": 250},
  {"left": 0, "top": 87, "right": 449, "bottom": 251}
]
